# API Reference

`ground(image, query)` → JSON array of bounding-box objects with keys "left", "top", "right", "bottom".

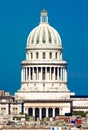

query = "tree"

[{"left": 72, "top": 111, "right": 86, "bottom": 117}]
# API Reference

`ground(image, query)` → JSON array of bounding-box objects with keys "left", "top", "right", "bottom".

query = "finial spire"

[{"left": 40, "top": 9, "right": 48, "bottom": 23}]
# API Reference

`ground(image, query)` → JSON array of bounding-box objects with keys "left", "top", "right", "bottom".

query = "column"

[
  {"left": 23, "top": 68, "right": 24, "bottom": 81},
  {"left": 53, "top": 108, "right": 55, "bottom": 117},
  {"left": 47, "top": 67, "right": 49, "bottom": 80},
  {"left": 53, "top": 67, "right": 55, "bottom": 80},
  {"left": 33, "top": 108, "right": 35, "bottom": 117},
  {"left": 29, "top": 67, "right": 30, "bottom": 80},
  {"left": 46, "top": 108, "right": 48, "bottom": 117},
  {"left": 61, "top": 67, "right": 62, "bottom": 81},
  {"left": 26, "top": 67, "right": 27, "bottom": 81},
  {"left": 34, "top": 67, "right": 36, "bottom": 80},
  {"left": 50, "top": 67, "right": 51, "bottom": 80},
  {"left": 35, "top": 67, "right": 37, "bottom": 80},
  {"left": 41, "top": 67, "right": 42, "bottom": 80},
  {"left": 57, "top": 67, "right": 59, "bottom": 80},
  {"left": 62, "top": 68, "right": 63, "bottom": 81},
  {"left": 56, "top": 67, "right": 57, "bottom": 80},
  {"left": 60, "top": 108, "right": 62, "bottom": 115},
  {"left": 33, "top": 67, "right": 34, "bottom": 80},
  {"left": 21, "top": 68, "right": 23, "bottom": 81},
  {"left": 39, "top": 108, "right": 42, "bottom": 120},
  {"left": 25, "top": 67, "right": 26, "bottom": 81},
  {"left": 27, "top": 67, "right": 29, "bottom": 80},
  {"left": 51, "top": 67, "right": 52, "bottom": 80},
  {"left": 65, "top": 68, "right": 67, "bottom": 82},
  {"left": 64, "top": 68, "right": 66, "bottom": 81},
  {"left": 59, "top": 67, "right": 61, "bottom": 80},
  {"left": 58, "top": 67, "right": 59, "bottom": 80},
  {"left": 63, "top": 68, "right": 65, "bottom": 81},
  {"left": 45, "top": 67, "right": 47, "bottom": 81},
  {"left": 37, "top": 67, "right": 38, "bottom": 80},
  {"left": 62, "top": 68, "right": 64, "bottom": 81}
]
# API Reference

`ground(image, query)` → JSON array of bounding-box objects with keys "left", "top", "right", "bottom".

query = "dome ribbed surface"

[{"left": 26, "top": 9, "right": 62, "bottom": 48}]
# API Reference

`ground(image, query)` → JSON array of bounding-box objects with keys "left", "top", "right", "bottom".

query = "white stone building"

[
  {"left": 14, "top": 9, "right": 74, "bottom": 119},
  {"left": 0, "top": 9, "right": 88, "bottom": 119},
  {"left": 15, "top": 9, "right": 71, "bottom": 99}
]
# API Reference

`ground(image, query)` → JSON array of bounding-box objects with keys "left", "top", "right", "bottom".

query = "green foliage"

[
  {"left": 44, "top": 117, "right": 49, "bottom": 121},
  {"left": 13, "top": 117, "right": 21, "bottom": 120},
  {"left": 29, "top": 116, "right": 34, "bottom": 121},
  {"left": 25, "top": 113, "right": 29, "bottom": 121},
  {"left": 72, "top": 111, "right": 86, "bottom": 117},
  {"left": 19, "top": 112, "right": 23, "bottom": 115},
  {"left": 24, "top": 113, "right": 28, "bottom": 116}
]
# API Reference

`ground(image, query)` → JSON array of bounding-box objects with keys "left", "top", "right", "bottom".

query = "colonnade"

[
  {"left": 25, "top": 107, "right": 62, "bottom": 120},
  {"left": 21, "top": 67, "right": 67, "bottom": 82}
]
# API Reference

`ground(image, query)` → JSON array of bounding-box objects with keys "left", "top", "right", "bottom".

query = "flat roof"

[{"left": 70, "top": 95, "right": 88, "bottom": 98}]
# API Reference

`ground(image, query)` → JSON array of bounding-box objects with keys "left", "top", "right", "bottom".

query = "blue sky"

[{"left": 0, "top": 0, "right": 88, "bottom": 95}]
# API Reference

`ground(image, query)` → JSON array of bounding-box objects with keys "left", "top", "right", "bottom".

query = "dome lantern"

[{"left": 40, "top": 9, "right": 48, "bottom": 23}]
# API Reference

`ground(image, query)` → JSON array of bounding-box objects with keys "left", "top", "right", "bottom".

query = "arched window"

[
  {"left": 31, "top": 53, "right": 33, "bottom": 59},
  {"left": 28, "top": 108, "right": 33, "bottom": 116},
  {"left": 55, "top": 108, "right": 59, "bottom": 116},
  {"left": 49, "top": 52, "right": 52, "bottom": 59},
  {"left": 48, "top": 108, "right": 53, "bottom": 117},
  {"left": 35, "top": 108, "right": 39, "bottom": 120},
  {"left": 36, "top": 52, "right": 39, "bottom": 59},
  {"left": 42, "top": 52, "right": 45, "bottom": 59}
]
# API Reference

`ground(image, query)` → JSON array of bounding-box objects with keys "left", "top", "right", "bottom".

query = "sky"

[{"left": 0, "top": 0, "right": 88, "bottom": 95}]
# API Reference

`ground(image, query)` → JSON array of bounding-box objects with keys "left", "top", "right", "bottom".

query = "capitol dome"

[{"left": 26, "top": 9, "right": 62, "bottom": 49}]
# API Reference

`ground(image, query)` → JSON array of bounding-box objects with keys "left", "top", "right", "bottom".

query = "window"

[
  {"left": 36, "top": 52, "right": 39, "bottom": 59},
  {"left": 41, "top": 15, "right": 48, "bottom": 22},
  {"left": 42, "top": 52, "right": 46, "bottom": 59},
  {"left": 43, "top": 84, "right": 45, "bottom": 88},
  {"left": 1, "top": 108, "right": 6, "bottom": 113},
  {"left": 49, "top": 52, "right": 52, "bottom": 59},
  {"left": 13, "top": 108, "right": 18, "bottom": 114}
]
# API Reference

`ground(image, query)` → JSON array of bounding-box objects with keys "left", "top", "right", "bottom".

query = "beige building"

[{"left": 0, "top": 96, "right": 22, "bottom": 115}]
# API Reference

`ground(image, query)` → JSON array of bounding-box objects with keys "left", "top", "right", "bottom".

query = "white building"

[
  {"left": 15, "top": 10, "right": 72, "bottom": 99},
  {"left": 0, "top": 9, "right": 88, "bottom": 120},
  {"left": 15, "top": 9, "right": 74, "bottom": 119}
]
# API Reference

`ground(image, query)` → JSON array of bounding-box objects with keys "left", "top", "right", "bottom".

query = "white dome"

[{"left": 26, "top": 9, "right": 62, "bottom": 49}]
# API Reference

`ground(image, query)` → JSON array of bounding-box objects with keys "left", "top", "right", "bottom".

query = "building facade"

[{"left": 0, "top": 95, "right": 22, "bottom": 115}]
